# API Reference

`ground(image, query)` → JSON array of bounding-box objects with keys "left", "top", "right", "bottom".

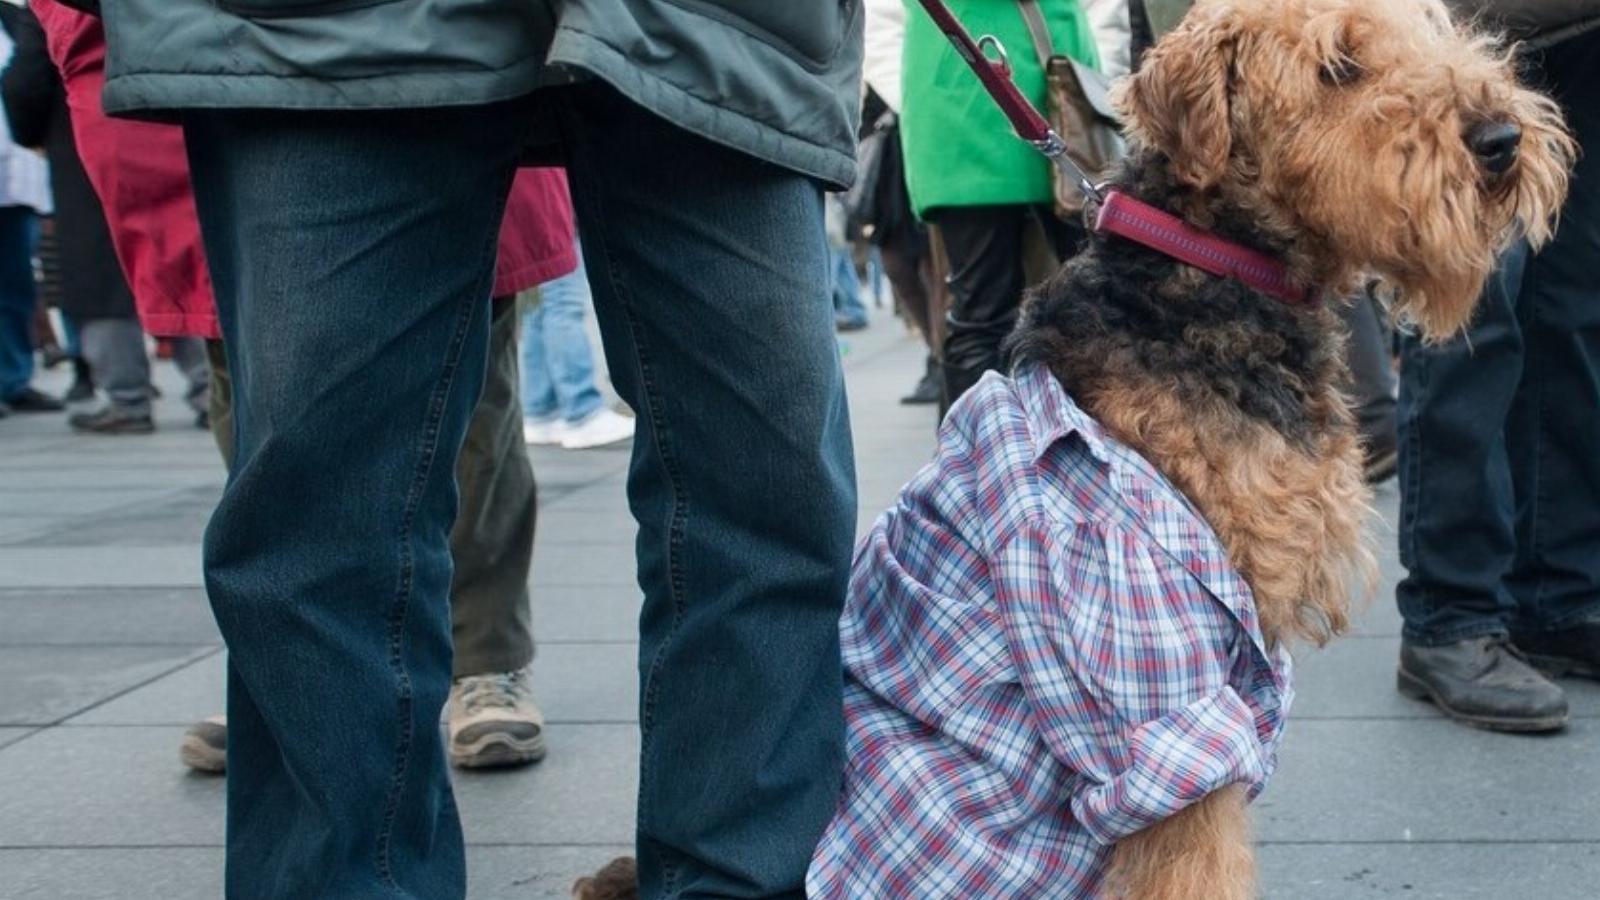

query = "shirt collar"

[{"left": 1011, "top": 364, "right": 1114, "bottom": 466}]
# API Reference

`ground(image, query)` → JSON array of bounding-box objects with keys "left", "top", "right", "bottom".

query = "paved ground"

[{"left": 1, "top": 319, "right": 1597, "bottom": 899}]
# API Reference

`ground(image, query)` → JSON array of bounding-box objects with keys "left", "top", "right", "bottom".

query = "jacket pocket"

[
  {"left": 664, "top": 0, "right": 857, "bottom": 67},
  {"left": 218, "top": 0, "right": 406, "bottom": 18}
]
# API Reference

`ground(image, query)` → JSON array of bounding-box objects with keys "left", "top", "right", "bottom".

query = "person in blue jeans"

[
  {"left": 1394, "top": 25, "right": 1600, "bottom": 734},
  {"left": 520, "top": 243, "right": 637, "bottom": 449}
]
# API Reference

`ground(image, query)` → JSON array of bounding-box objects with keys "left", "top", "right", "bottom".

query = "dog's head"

[{"left": 1114, "top": 0, "right": 1573, "bottom": 338}]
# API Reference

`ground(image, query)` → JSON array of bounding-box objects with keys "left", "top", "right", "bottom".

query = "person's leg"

[
  {"left": 72, "top": 318, "right": 155, "bottom": 433},
  {"left": 924, "top": 205, "right": 1027, "bottom": 413},
  {"left": 169, "top": 335, "right": 212, "bottom": 421},
  {"left": 183, "top": 101, "right": 527, "bottom": 900},
  {"left": 829, "top": 245, "right": 868, "bottom": 330},
  {"left": 1395, "top": 243, "right": 1566, "bottom": 730},
  {"left": 559, "top": 84, "right": 855, "bottom": 899},
  {"left": 0, "top": 207, "right": 40, "bottom": 404},
  {"left": 1339, "top": 288, "right": 1399, "bottom": 482},
  {"left": 535, "top": 255, "right": 605, "bottom": 425},
  {"left": 878, "top": 232, "right": 939, "bottom": 405},
  {"left": 519, "top": 296, "right": 560, "bottom": 423},
  {"left": 1506, "top": 31, "right": 1600, "bottom": 664}
]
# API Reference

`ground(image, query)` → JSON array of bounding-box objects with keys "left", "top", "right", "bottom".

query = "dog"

[{"left": 800, "top": 1, "right": 1573, "bottom": 899}]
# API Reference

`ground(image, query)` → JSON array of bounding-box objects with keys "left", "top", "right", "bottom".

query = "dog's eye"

[{"left": 1321, "top": 54, "right": 1363, "bottom": 87}]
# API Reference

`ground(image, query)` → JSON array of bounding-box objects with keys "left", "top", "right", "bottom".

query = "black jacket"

[{"left": 0, "top": 3, "right": 133, "bottom": 323}]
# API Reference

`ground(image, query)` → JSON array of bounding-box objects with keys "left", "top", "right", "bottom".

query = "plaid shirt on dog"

[{"left": 807, "top": 366, "right": 1292, "bottom": 899}]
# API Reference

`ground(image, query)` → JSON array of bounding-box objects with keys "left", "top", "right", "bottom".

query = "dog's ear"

[{"left": 1115, "top": 6, "right": 1238, "bottom": 190}]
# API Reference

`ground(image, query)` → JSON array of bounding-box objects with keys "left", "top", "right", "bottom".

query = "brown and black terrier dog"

[
  {"left": 580, "top": 1, "right": 1572, "bottom": 898},
  {"left": 1008, "top": 0, "right": 1570, "bottom": 895}
]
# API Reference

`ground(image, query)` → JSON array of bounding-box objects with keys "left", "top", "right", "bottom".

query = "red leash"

[{"left": 911, "top": 0, "right": 1314, "bottom": 305}]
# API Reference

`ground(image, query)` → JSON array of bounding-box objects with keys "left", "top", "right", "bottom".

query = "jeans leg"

[
  {"left": 1505, "top": 31, "right": 1600, "bottom": 630},
  {"left": 518, "top": 299, "right": 560, "bottom": 420},
  {"left": 829, "top": 247, "right": 867, "bottom": 327},
  {"left": 450, "top": 295, "right": 537, "bottom": 678},
  {"left": 78, "top": 318, "right": 153, "bottom": 414},
  {"left": 559, "top": 84, "right": 855, "bottom": 900},
  {"left": 1339, "top": 289, "right": 1398, "bottom": 441},
  {"left": 1395, "top": 245, "right": 1527, "bottom": 645},
  {"left": 0, "top": 207, "right": 38, "bottom": 400},
  {"left": 183, "top": 101, "right": 527, "bottom": 900},
  {"left": 536, "top": 252, "right": 605, "bottom": 423}
]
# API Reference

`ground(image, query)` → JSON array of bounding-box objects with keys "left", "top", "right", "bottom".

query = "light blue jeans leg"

[{"left": 518, "top": 249, "right": 604, "bottom": 424}]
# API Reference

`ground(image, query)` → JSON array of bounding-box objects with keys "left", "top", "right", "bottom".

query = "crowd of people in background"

[{"left": 0, "top": 0, "right": 1595, "bottom": 897}]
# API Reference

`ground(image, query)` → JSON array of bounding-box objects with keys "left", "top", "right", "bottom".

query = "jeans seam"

[
  {"left": 373, "top": 173, "right": 511, "bottom": 890},
  {"left": 1399, "top": 340, "right": 1427, "bottom": 613},
  {"left": 565, "top": 137, "right": 689, "bottom": 895},
  {"left": 1524, "top": 263, "right": 1549, "bottom": 623}
]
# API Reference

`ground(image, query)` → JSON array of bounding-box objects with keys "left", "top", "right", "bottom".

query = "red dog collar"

[{"left": 1093, "top": 191, "right": 1316, "bottom": 306}]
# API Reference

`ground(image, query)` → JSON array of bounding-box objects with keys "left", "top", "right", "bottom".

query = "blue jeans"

[
  {"left": 829, "top": 246, "right": 867, "bottom": 327},
  {"left": 184, "top": 84, "right": 854, "bottom": 900},
  {"left": 519, "top": 247, "right": 604, "bottom": 423},
  {"left": 1396, "top": 31, "right": 1600, "bottom": 645},
  {"left": 0, "top": 206, "right": 40, "bottom": 400}
]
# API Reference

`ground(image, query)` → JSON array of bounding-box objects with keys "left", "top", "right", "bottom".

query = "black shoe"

[
  {"left": 900, "top": 371, "right": 941, "bottom": 405},
  {"left": 834, "top": 316, "right": 868, "bottom": 333},
  {"left": 65, "top": 357, "right": 95, "bottom": 403},
  {"left": 1397, "top": 636, "right": 1568, "bottom": 732},
  {"left": 1512, "top": 616, "right": 1600, "bottom": 680},
  {"left": 69, "top": 405, "right": 155, "bottom": 435},
  {"left": 5, "top": 387, "right": 64, "bottom": 412}
]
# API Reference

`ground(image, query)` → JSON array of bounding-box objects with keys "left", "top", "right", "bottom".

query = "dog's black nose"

[{"left": 1468, "top": 120, "right": 1522, "bottom": 175}]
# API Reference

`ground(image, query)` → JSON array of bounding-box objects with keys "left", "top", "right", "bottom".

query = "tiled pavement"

[{"left": 1, "top": 320, "right": 1596, "bottom": 899}]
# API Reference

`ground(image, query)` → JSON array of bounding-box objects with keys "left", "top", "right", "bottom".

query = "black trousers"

[
  {"left": 925, "top": 204, "right": 1083, "bottom": 413},
  {"left": 1396, "top": 30, "right": 1600, "bottom": 644}
]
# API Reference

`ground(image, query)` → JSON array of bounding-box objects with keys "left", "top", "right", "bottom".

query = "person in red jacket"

[{"left": 32, "top": 0, "right": 585, "bottom": 772}]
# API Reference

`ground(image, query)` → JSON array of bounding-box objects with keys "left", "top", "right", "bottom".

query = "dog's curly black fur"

[{"left": 1009, "top": 149, "right": 1346, "bottom": 452}]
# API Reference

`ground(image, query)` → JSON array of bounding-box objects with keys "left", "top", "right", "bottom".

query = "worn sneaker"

[
  {"left": 560, "top": 408, "right": 635, "bottom": 450},
  {"left": 180, "top": 715, "right": 227, "bottom": 773},
  {"left": 69, "top": 405, "right": 155, "bottom": 435},
  {"left": 446, "top": 669, "right": 546, "bottom": 769},
  {"left": 523, "top": 415, "right": 567, "bottom": 446}
]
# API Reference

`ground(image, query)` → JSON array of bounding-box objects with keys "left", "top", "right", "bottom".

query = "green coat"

[
  {"left": 900, "top": 0, "right": 1099, "bottom": 216},
  {"left": 95, "top": 0, "right": 864, "bottom": 188}
]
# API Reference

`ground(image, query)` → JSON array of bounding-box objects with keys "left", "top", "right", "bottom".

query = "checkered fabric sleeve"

[{"left": 994, "top": 516, "right": 1273, "bottom": 845}]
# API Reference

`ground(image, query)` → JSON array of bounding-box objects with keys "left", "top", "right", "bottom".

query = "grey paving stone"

[
  {"left": 0, "top": 547, "right": 203, "bottom": 588},
  {"left": 0, "top": 646, "right": 217, "bottom": 726},
  {"left": 11, "top": 486, "right": 219, "bottom": 548},
  {"left": 534, "top": 583, "right": 641, "bottom": 643},
  {"left": 1256, "top": 718, "right": 1600, "bottom": 843},
  {"left": 0, "top": 727, "right": 36, "bottom": 751},
  {"left": 0, "top": 846, "right": 640, "bottom": 900},
  {"left": 453, "top": 724, "right": 637, "bottom": 846},
  {"left": 66, "top": 653, "right": 224, "bottom": 727},
  {"left": 0, "top": 587, "right": 219, "bottom": 646},
  {"left": 469, "top": 845, "right": 636, "bottom": 900},
  {"left": 533, "top": 643, "right": 636, "bottom": 724},
  {"left": 532, "top": 508, "right": 640, "bottom": 546},
  {"left": 0, "top": 726, "right": 225, "bottom": 847},
  {"left": 1291, "top": 635, "right": 1600, "bottom": 720},
  {"left": 0, "top": 849, "right": 220, "bottom": 900},
  {"left": 1260, "top": 841, "right": 1600, "bottom": 900},
  {"left": 0, "top": 488, "right": 175, "bottom": 519},
  {"left": 530, "top": 544, "right": 645, "bottom": 587}
]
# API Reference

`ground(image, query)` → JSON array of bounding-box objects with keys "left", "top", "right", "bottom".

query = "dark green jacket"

[{"left": 96, "top": 0, "right": 865, "bottom": 187}]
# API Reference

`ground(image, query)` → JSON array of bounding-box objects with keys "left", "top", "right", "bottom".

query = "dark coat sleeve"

[
  {"left": 2, "top": 8, "right": 64, "bottom": 149},
  {"left": 1445, "top": 0, "right": 1600, "bottom": 43}
]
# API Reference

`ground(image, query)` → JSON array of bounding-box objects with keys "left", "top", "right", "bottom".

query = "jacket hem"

[{"left": 548, "top": 29, "right": 858, "bottom": 190}]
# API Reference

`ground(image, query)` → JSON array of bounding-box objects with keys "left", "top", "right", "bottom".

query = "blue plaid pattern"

[{"left": 807, "top": 367, "right": 1291, "bottom": 898}]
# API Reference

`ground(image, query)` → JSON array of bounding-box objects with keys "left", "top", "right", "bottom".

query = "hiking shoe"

[
  {"left": 900, "top": 370, "right": 940, "bottom": 405},
  {"left": 446, "top": 668, "right": 546, "bottom": 769},
  {"left": 560, "top": 408, "right": 635, "bottom": 450},
  {"left": 69, "top": 405, "right": 155, "bottom": 435},
  {"left": 1397, "top": 636, "right": 1568, "bottom": 732},
  {"left": 1513, "top": 615, "right": 1600, "bottom": 681},
  {"left": 180, "top": 715, "right": 227, "bottom": 773}
]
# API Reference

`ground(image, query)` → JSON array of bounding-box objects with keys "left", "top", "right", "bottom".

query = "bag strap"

[{"left": 1016, "top": 0, "right": 1058, "bottom": 68}]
